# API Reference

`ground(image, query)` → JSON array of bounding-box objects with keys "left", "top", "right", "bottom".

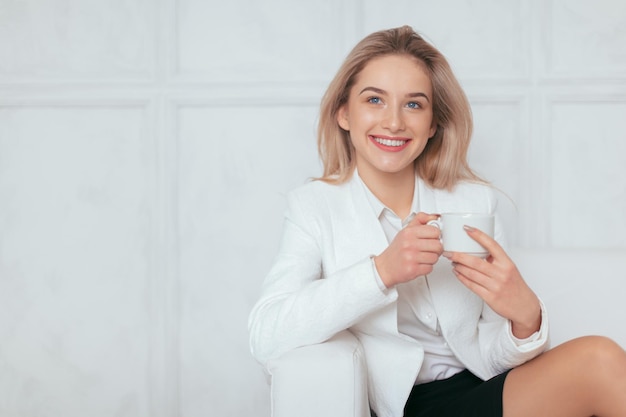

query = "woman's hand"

[
  {"left": 374, "top": 212, "right": 442, "bottom": 288},
  {"left": 445, "top": 226, "right": 542, "bottom": 339}
]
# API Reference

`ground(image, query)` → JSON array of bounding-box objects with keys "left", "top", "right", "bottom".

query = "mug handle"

[{"left": 427, "top": 219, "right": 442, "bottom": 230}]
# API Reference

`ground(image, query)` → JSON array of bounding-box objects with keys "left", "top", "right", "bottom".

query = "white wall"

[{"left": 0, "top": 0, "right": 625, "bottom": 416}]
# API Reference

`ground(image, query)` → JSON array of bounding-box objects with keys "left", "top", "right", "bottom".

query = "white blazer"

[{"left": 249, "top": 173, "right": 548, "bottom": 417}]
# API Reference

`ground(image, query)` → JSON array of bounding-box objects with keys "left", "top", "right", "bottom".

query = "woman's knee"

[{"left": 568, "top": 336, "right": 626, "bottom": 376}]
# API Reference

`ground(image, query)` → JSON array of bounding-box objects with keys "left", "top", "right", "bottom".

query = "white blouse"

[{"left": 357, "top": 174, "right": 540, "bottom": 384}]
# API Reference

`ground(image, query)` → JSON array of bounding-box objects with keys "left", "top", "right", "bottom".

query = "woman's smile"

[{"left": 370, "top": 135, "right": 412, "bottom": 152}]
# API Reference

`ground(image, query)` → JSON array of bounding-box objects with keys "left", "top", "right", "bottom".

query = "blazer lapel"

[{"left": 335, "top": 173, "right": 390, "bottom": 264}]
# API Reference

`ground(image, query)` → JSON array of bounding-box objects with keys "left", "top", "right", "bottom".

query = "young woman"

[{"left": 248, "top": 25, "right": 626, "bottom": 417}]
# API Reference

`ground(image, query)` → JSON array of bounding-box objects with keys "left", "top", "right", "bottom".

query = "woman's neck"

[{"left": 358, "top": 167, "right": 416, "bottom": 219}]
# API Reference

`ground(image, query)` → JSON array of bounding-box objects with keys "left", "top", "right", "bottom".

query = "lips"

[{"left": 370, "top": 135, "right": 411, "bottom": 152}]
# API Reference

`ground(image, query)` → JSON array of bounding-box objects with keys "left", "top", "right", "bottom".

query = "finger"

[
  {"left": 415, "top": 238, "right": 443, "bottom": 255},
  {"left": 452, "top": 268, "right": 491, "bottom": 301},
  {"left": 410, "top": 212, "right": 440, "bottom": 226},
  {"left": 416, "top": 251, "right": 440, "bottom": 265},
  {"left": 463, "top": 225, "right": 509, "bottom": 261},
  {"left": 446, "top": 251, "right": 493, "bottom": 273},
  {"left": 413, "top": 224, "right": 442, "bottom": 239},
  {"left": 397, "top": 224, "right": 440, "bottom": 242},
  {"left": 452, "top": 262, "right": 493, "bottom": 290}
]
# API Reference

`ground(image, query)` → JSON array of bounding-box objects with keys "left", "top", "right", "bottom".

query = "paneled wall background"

[{"left": 1, "top": 1, "right": 625, "bottom": 416}]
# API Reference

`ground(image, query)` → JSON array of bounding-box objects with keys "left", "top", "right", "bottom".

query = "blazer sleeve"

[
  {"left": 478, "top": 299, "right": 549, "bottom": 376},
  {"left": 248, "top": 189, "right": 397, "bottom": 365}
]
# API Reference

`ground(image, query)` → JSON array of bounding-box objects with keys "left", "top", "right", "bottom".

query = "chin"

[{"left": 376, "top": 164, "right": 414, "bottom": 175}]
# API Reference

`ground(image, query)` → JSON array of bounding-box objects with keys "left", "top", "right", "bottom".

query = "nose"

[{"left": 381, "top": 106, "right": 405, "bottom": 132}]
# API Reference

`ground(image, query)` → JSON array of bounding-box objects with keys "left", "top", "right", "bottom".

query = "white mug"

[{"left": 428, "top": 213, "right": 495, "bottom": 257}]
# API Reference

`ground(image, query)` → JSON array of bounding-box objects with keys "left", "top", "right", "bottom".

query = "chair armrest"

[{"left": 267, "top": 330, "right": 369, "bottom": 417}]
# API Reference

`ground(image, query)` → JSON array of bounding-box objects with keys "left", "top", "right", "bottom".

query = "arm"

[
  {"left": 478, "top": 298, "right": 549, "bottom": 374},
  {"left": 248, "top": 191, "right": 397, "bottom": 365},
  {"left": 447, "top": 227, "right": 543, "bottom": 337},
  {"left": 446, "top": 226, "right": 549, "bottom": 372},
  {"left": 443, "top": 185, "right": 549, "bottom": 372}
]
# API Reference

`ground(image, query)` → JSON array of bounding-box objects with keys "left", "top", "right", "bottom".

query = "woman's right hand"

[{"left": 374, "top": 212, "right": 443, "bottom": 288}]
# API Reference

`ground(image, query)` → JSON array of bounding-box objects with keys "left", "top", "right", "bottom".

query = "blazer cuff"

[
  {"left": 370, "top": 255, "right": 392, "bottom": 294},
  {"left": 507, "top": 298, "right": 549, "bottom": 352}
]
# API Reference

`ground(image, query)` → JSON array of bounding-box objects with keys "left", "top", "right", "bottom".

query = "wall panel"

[
  {"left": 548, "top": 98, "right": 626, "bottom": 248},
  {"left": 544, "top": 0, "right": 626, "bottom": 79},
  {"left": 176, "top": 103, "right": 319, "bottom": 415},
  {"left": 362, "top": 0, "right": 529, "bottom": 80},
  {"left": 0, "top": 103, "right": 156, "bottom": 416},
  {"left": 469, "top": 98, "right": 527, "bottom": 246},
  {"left": 175, "top": 0, "right": 348, "bottom": 84},
  {"left": 0, "top": 0, "right": 156, "bottom": 82}
]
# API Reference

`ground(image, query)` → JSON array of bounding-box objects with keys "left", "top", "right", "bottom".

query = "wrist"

[
  {"left": 373, "top": 255, "right": 394, "bottom": 288},
  {"left": 511, "top": 304, "right": 542, "bottom": 339}
]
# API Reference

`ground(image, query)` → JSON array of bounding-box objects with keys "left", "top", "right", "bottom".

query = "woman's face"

[{"left": 337, "top": 54, "right": 436, "bottom": 181}]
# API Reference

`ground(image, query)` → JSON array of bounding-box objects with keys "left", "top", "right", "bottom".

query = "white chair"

[{"left": 267, "top": 330, "right": 370, "bottom": 417}]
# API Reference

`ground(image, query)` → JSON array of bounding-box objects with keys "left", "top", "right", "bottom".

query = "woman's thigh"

[{"left": 503, "top": 336, "right": 626, "bottom": 417}]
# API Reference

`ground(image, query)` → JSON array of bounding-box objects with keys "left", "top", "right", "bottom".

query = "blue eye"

[
  {"left": 407, "top": 101, "right": 421, "bottom": 109},
  {"left": 368, "top": 97, "right": 381, "bottom": 104}
]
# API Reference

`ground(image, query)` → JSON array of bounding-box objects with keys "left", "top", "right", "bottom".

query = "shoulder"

[
  {"left": 280, "top": 178, "right": 359, "bottom": 242},
  {"left": 430, "top": 180, "right": 497, "bottom": 213},
  {"left": 284, "top": 178, "right": 353, "bottom": 219},
  {"left": 288, "top": 178, "right": 351, "bottom": 205},
  {"left": 449, "top": 180, "right": 495, "bottom": 199}
]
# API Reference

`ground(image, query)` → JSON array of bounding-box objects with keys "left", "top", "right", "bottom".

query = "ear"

[
  {"left": 336, "top": 105, "right": 350, "bottom": 131},
  {"left": 428, "top": 123, "right": 437, "bottom": 139}
]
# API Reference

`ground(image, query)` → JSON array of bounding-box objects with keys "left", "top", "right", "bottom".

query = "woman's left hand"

[{"left": 444, "top": 226, "right": 542, "bottom": 339}]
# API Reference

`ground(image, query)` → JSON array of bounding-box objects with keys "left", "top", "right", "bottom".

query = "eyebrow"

[{"left": 359, "top": 86, "right": 431, "bottom": 103}]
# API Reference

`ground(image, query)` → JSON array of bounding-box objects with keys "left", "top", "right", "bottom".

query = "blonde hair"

[{"left": 316, "top": 25, "right": 484, "bottom": 190}]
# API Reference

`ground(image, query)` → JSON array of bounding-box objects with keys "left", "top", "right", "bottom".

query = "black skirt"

[{"left": 403, "top": 369, "right": 511, "bottom": 417}]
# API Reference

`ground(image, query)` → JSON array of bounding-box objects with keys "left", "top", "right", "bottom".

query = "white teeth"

[{"left": 374, "top": 137, "right": 407, "bottom": 147}]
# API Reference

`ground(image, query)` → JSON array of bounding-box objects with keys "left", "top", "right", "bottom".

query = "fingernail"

[
  {"left": 463, "top": 225, "right": 475, "bottom": 232},
  {"left": 442, "top": 251, "right": 452, "bottom": 258}
]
